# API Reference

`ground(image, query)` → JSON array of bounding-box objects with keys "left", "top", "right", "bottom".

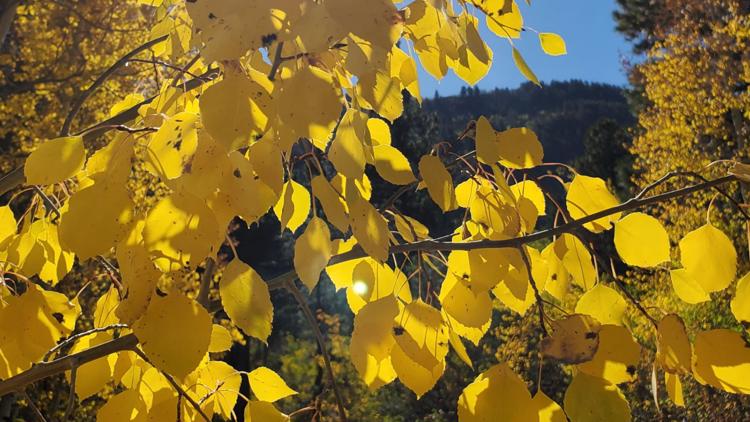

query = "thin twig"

[
  {"left": 43, "top": 324, "right": 129, "bottom": 362},
  {"left": 517, "top": 246, "right": 548, "bottom": 336},
  {"left": 268, "top": 41, "right": 285, "bottom": 81},
  {"left": 20, "top": 390, "right": 47, "bottom": 422},
  {"left": 196, "top": 258, "right": 215, "bottom": 309},
  {"left": 284, "top": 279, "right": 348, "bottom": 422},
  {"left": 65, "top": 366, "right": 77, "bottom": 419}
]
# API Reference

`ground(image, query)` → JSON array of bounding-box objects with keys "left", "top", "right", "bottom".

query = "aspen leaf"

[
  {"left": 0, "top": 285, "right": 79, "bottom": 378},
  {"left": 555, "top": 233, "right": 597, "bottom": 291},
  {"left": 329, "top": 108, "right": 368, "bottom": 179},
  {"left": 25, "top": 136, "right": 85, "bottom": 185},
  {"left": 475, "top": 116, "right": 499, "bottom": 164},
  {"left": 391, "top": 339, "right": 445, "bottom": 398},
  {"left": 209, "top": 325, "right": 233, "bottom": 353},
  {"left": 325, "top": 0, "right": 402, "bottom": 50},
  {"left": 669, "top": 269, "right": 710, "bottom": 304},
  {"left": 275, "top": 65, "right": 342, "bottom": 149},
  {"left": 132, "top": 292, "right": 212, "bottom": 379},
  {"left": 68, "top": 332, "right": 115, "bottom": 400},
  {"left": 679, "top": 223, "right": 736, "bottom": 293},
  {"left": 273, "top": 180, "right": 311, "bottom": 234},
  {"left": 665, "top": 372, "right": 685, "bottom": 407},
  {"left": 439, "top": 272, "right": 493, "bottom": 328},
  {"left": 143, "top": 189, "right": 220, "bottom": 271},
  {"left": 656, "top": 314, "right": 691, "bottom": 374},
  {"left": 614, "top": 212, "right": 670, "bottom": 267},
  {"left": 294, "top": 217, "right": 334, "bottom": 290},
  {"left": 310, "top": 175, "right": 349, "bottom": 232},
  {"left": 244, "top": 401, "right": 289, "bottom": 422},
  {"left": 693, "top": 329, "right": 750, "bottom": 394},
  {"left": 731, "top": 272, "right": 750, "bottom": 323},
  {"left": 564, "top": 373, "right": 631, "bottom": 422},
  {"left": 566, "top": 175, "right": 621, "bottom": 232},
  {"left": 96, "top": 389, "right": 148, "bottom": 422},
  {"left": 486, "top": 0, "right": 523, "bottom": 39},
  {"left": 539, "top": 32, "right": 567, "bottom": 56},
  {"left": 373, "top": 145, "right": 416, "bottom": 185},
  {"left": 349, "top": 195, "right": 390, "bottom": 262},
  {"left": 419, "top": 155, "right": 457, "bottom": 212},
  {"left": 358, "top": 69, "right": 405, "bottom": 122},
  {"left": 533, "top": 392, "right": 567, "bottom": 422},
  {"left": 367, "top": 118, "right": 391, "bottom": 146},
  {"left": 217, "top": 151, "right": 279, "bottom": 226},
  {"left": 512, "top": 47, "right": 540, "bottom": 87},
  {"left": 115, "top": 240, "right": 160, "bottom": 324},
  {"left": 575, "top": 284, "right": 628, "bottom": 326},
  {"left": 457, "top": 363, "right": 536, "bottom": 422},
  {"left": 143, "top": 112, "right": 199, "bottom": 180},
  {"left": 59, "top": 181, "right": 134, "bottom": 260},
  {"left": 248, "top": 367, "right": 298, "bottom": 402},
  {"left": 449, "top": 330, "right": 473, "bottom": 369},
  {"left": 496, "top": 127, "right": 543, "bottom": 169},
  {"left": 199, "top": 68, "right": 271, "bottom": 151},
  {"left": 0, "top": 206, "right": 16, "bottom": 244},
  {"left": 351, "top": 296, "right": 400, "bottom": 387},
  {"left": 541, "top": 314, "right": 601, "bottom": 364},
  {"left": 510, "top": 180, "right": 546, "bottom": 216},
  {"left": 193, "top": 361, "right": 243, "bottom": 418},
  {"left": 578, "top": 325, "right": 641, "bottom": 384},
  {"left": 450, "top": 13, "right": 493, "bottom": 86},
  {"left": 393, "top": 213, "right": 429, "bottom": 243},
  {"left": 220, "top": 260, "right": 273, "bottom": 343}
]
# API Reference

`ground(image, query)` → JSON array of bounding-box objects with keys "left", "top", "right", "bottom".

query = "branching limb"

[{"left": 43, "top": 323, "right": 129, "bottom": 362}]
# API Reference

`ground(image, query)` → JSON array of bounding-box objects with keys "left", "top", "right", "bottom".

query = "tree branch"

[{"left": 60, "top": 34, "right": 169, "bottom": 136}]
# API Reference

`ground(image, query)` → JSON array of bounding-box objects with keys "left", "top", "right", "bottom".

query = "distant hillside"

[{"left": 423, "top": 80, "right": 634, "bottom": 163}]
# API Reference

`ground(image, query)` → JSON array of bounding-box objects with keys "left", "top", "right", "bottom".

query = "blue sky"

[{"left": 417, "top": 0, "right": 633, "bottom": 96}]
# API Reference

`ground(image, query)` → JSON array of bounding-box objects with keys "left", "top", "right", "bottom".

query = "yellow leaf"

[
  {"left": 656, "top": 314, "right": 691, "bottom": 374},
  {"left": 614, "top": 212, "right": 671, "bottom": 267},
  {"left": 68, "top": 332, "right": 115, "bottom": 399},
  {"left": 541, "top": 314, "right": 601, "bottom": 364},
  {"left": 373, "top": 145, "right": 416, "bottom": 185},
  {"left": 566, "top": 174, "right": 621, "bottom": 233},
  {"left": 96, "top": 390, "right": 148, "bottom": 422},
  {"left": 539, "top": 32, "right": 567, "bottom": 56},
  {"left": 273, "top": 180, "right": 311, "bottom": 234},
  {"left": 220, "top": 260, "right": 273, "bottom": 343},
  {"left": 564, "top": 372, "right": 631, "bottom": 422},
  {"left": 512, "top": 47, "right": 540, "bottom": 87},
  {"left": 143, "top": 112, "right": 199, "bottom": 180},
  {"left": 693, "top": 329, "right": 750, "bottom": 394},
  {"left": 143, "top": 189, "right": 220, "bottom": 271},
  {"left": 457, "top": 363, "right": 536, "bottom": 422},
  {"left": 275, "top": 65, "right": 342, "bottom": 149},
  {"left": 311, "top": 175, "right": 349, "bottom": 232},
  {"left": 510, "top": 180, "right": 546, "bottom": 216},
  {"left": 85, "top": 135, "right": 134, "bottom": 184},
  {"left": 215, "top": 151, "right": 279, "bottom": 226},
  {"left": 731, "top": 272, "right": 750, "bottom": 323},
  {"left": 439, "top": 272, "right": 493, "bottom": 328},
  {"left": 0, "top": 206, "right": 16, "bottom": 245},
  {"left": 449, "top": 13, "right": 493, "bottom": 86},
  {"left": 25, "top": 136, "right": 86, "bottom": 185},
  {"left": 294, "top": 217, "right": 334, "bottom": 290},
  {"left": 575, "top": 284, "right": 627, "bottom": 326},
  {"left": 496, "top": 127, "right": 543, "bottom": 169},
  {"left": 367, "top": 118, "right": 391, "bottom": 146},
  {"left": 244, "top": 401, "right": 289, "bottom": 422},
  {"left": 449, "top": 329, "right": 473, "bottom": 369},
  {"left": 555, "top": 233, "right": 597, "bottom": 291},
  {"left": 393, "top": 213, "right": 429, "bottom": 243},
  {"left": 208, "top": 324, "right": 233, "bottom": 353},
  {"left": 533, "top": 391, "right": 567, "bottom": 422},
  {"left": 679, "top": 223, "right": 736, "bottom": 293},
  {"left": 115, "top": 239, "right": 160, "bottom": 325},
  {"left": 419, "top": 155, "right": 457, "bottom": 212},
  {"left": 350, "top": 296, "right": 400, "bottom": 388},
  {"left": 669, "top": 269, "right": 710, "bottom": 304},
  {"left": 200, "top": 68, "right": 271, "bottom": 151},
  {"left": 358, "top": 69, "right": 404, "bottom": 122},
  {"left": 248, "top": 366, "right": 298, "bottom": 402},
  {"left": 349, "top": 195, "right": 390, "bottom": 262},
  {"left": 665, "top": 372, "right": 685, "bottom": 407},
  {"left": 486, "top": 0, "right": 523, "bottom": 39},
  {"left": 132, "top": 292, "right": 212, "bottom": 378},
  {"left": 578, "top": 325, "right": 641, "bottom": 384},
  {"left": 0, "top": 285, "right": 78, "bottom": 378},
  {"left": 329, "top": 108, "right": 368, "bottom": 179},
  {"left": 192, "top": 361, "right": 242, "bottom": 418},
  {"left": 59, "top": 181, "right": 134, "bottom": 260},
  {"left": 475, "top": 116, "right": 499, "bottom": 164}
]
